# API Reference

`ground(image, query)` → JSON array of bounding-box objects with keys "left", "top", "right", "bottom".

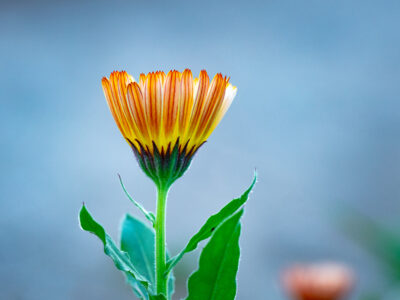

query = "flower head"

[
  {"left": 282, "top": 262, "right": 354, "bottom": 300},
  {"left": 102, "top": 69, "right": 236, "bottom": 187}
]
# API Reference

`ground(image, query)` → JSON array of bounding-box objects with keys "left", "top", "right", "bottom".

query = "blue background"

[{"left": 1, "top": 0, "right": 400, "bottom": 299}]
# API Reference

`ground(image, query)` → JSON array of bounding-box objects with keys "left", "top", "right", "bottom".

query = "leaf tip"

[
  {"left": 79, "top": 203, "right": 88, "bottom": 219},
  {"left": 120, "top": 213, "right": 136, "bottom": 228},
  {"left": 253, "top": 168, "right": 258, "bottom": 180},
  {"left": 79, "top": 204, "right": 88, "bottom": 231}
]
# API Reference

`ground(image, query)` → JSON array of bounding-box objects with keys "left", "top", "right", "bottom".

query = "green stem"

[{"left": 155, "top": 185, "right": 169, "bottom": 296}]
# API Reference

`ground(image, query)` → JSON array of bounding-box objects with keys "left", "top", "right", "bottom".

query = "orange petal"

[
  {"left": 102, "top": 77, "right": 125, "bottom": 135},
  {"left": 143, "top": 72, "right": 163, "bottom": 145},
  {"left": 197, "top": 76, "right": 231, "bottom": 141},
  {"left": 193, "top": 74, "right": 226, "bottom": 142},
  {"left": 188, "top": 70, "right": 210, "bottom": 138},
  {"left": 179, "top": 69, "right": 194, "bottom": 139},
  {"left": 117, "top": 71, "right": 139, "bottom": 137},
  {"left": 127, "top": 82, "right": 150, "bottom": 143},
  {"left": 163, "top": 70, "right": 181, "bottom": 140}
]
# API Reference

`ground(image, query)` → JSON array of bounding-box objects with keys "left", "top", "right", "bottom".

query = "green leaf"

[
  {"left": 121, "top": 214, "right": 156, "bottom": 284},
  {"left": 121, "top": 214, "right": 175, "bottom": 299},
  {"left": 79, "top": 205, "right": 149, "bottom": 291},
  {"left": 166, "top": 173, "right": 256, "bottom": 273},
  {"left": 126, "top": 273, "right": 149, "bottom": 300},
  {"left": 168, "top": 272, "right": 175, "bottom": 299},
  {"left": 149, "top": 295, "right": 167, "bottom": 300},
  {"left": 118, "top": 174, "right": 155, "bottom": 225},
  {"left": 359, "top": 293, "right": 382, "bottom": 300},
  {"left": 344, "top": 212, "right": 400, "bottom": 280},
  {"left": 186, "top": 209, "right": 244, "bottom": 300}
]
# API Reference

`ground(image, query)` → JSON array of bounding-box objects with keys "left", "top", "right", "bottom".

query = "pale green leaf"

[
  {"left": 121, "top": 214, "right": 175, "bottom": 299},
  {"left": 126, "top": 273, "right": 149, "bottom": 300}
]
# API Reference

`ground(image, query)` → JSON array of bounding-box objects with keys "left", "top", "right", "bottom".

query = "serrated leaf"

[
  {"left": 121, "top": 214, "right": 175, "bottom": 299},
  {"left": 79, "top": 205, "right": 149, "bottom": 291},
  {"left": 186, "top": 209, "right": 244, "bottom": 300},
  {"left": 166, "top": 174, "right": 256, "bottom": 273}
]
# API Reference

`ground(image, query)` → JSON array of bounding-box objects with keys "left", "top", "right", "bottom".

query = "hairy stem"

[{"left": 155, "top": 185, "right": 168, "bottom": 295}]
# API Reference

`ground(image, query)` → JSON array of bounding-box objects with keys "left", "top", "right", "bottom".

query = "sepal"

[{"left": 129, "top": 138, "right": 203, "bottom": 188}]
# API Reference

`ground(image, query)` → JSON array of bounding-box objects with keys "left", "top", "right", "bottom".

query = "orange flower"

[
  {"left": 282, "top": 262, "right": 354, "bottom": 300},
  {"left": 102, "top": 69, "right": 236, "bottom": 187}
]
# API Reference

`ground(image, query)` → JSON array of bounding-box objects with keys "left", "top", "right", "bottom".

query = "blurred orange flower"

[{"left": 282, "top": 262, "right": 354, "bottom": 300}]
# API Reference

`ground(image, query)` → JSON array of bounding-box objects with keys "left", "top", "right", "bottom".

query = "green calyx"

[{"left": 128, "top": 138, "right": 204, "bottom": 189}]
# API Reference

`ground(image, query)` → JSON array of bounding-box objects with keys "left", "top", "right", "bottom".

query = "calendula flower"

[
  {"left": 102, "top": 69, "right": 236, "bottom": 188},
  {"left": 80, "top": 67, "right": 252, "bottom": 298},
  {"left": 282, "top": 262, "right": 354, "bottom": 300}
]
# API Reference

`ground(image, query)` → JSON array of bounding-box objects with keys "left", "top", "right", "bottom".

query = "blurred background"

[{"left": 1, "top": 0, "right": 400, "bottom": 299}]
